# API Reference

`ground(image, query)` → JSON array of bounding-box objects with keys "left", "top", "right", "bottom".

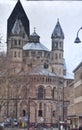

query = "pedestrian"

[
  {"left": 73, "top": 125, "right": 78, "bottom": 130},
  {"left": 79, "top": 124, "right": 82, "bottom": 130},
  {"left": 0, "top": 126, "right": 4, "bottom": 130},
  {"left": 74, "top": 125, "right": 78, "bottom": 130}
]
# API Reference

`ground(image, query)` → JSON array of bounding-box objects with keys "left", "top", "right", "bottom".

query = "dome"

[
  {"left": 23, "top": 28, "right": 49, "bottom": 51},
  {"left": 23, "top": 42, "right": 49, "bottom": 51}
]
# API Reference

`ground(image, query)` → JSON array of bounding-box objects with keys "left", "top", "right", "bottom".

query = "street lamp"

[
  {"left": 27, "top": 97, "right": 30, "bottom": 130},
  {"left": 62, "top": 80, "right": 64, "bottom": 122},
  {"left": 58, "top": 79, "right": 64, "bottom": 122},
  {"left": 74, "top": 27, "right": 82, "bottom": 43}
]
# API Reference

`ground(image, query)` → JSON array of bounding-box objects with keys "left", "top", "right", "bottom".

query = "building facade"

[
  {"left": 68, "top": 62, "right": 82, "bottom": 128},
  {"left": 0, "top": 0, "right": 74, "bottom": 126}
]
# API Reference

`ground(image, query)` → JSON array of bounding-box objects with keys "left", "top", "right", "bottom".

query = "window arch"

[
  {"left": 14, "top": 51, "right": 16, "bottom": 57},
  {"left": 38, "top": 86, "right": 44, "bottom": 99},
  {"left": 55, "top": 53, "right": 58, "bottom": 59},
  {"left": 22, "top": 109, "right": 26, "bottom": 116},
  {"left": 52, "top": 87, "right": 57, "bottom": 99},
  {"left": 44, "top": 63, "right": 48, "bottom": 69}
]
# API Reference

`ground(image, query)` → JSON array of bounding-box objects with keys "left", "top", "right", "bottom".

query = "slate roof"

[
  {"left": 31, "top": 31, "right": 40, "bottom": 37},
  {"left": 51, "top": 19, "right": 64, "bottom": 39},
  {"left": 11, "top": 19, "right": 21, "bottom": 35},
  {"left": 7, "top": 0, "right": 30, "bottom": 38},
  {"left": 23, "top": 42, "right": 50, "bottom": 51},
  {"left": 29, "top": 66, "right": 57, "bottom": 77},
  {"left": 64, "top": 72, "right": 74, "bottom": 80},
  {"left": 73, "top": 61, "right": 82, "bottom": 73},
  {"left": 29, "top": 30, "right": 40, "bottom": 43},
  {"left": 23, "top": 30, "right": 49, "bottom": 51}
]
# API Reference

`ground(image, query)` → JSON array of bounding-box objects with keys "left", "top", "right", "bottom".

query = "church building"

[{"left": 0, "top": 0, "right": 74, "bottom": 127}]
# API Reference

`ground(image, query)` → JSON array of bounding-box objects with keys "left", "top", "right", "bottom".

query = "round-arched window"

[{"left": 38, "top": 86, "right": 44, "bottom": 99}]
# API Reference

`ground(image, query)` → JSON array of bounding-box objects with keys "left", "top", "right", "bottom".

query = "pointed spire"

[
  {"left": 51, "top": 19, "right": 64, "bottom": 39},
  {"left": 17, "top": 0, "right": 21, "bottom": 3},
  {"left": 57, "top": 18, "right": 59, "bottom": 22},
  {"left": 7, "top": 0, "right": 30, "bottom": 38},
  {"left": 34, "top": 27, "right": 36, "bottom": 33}
]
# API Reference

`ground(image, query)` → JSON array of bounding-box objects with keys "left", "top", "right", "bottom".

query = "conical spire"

[
  {"left": 7, "top": 0, "right": 30, "bottom": 38},
  {"left": 51, "top": 19, "right": 64, "bottom": 39}
]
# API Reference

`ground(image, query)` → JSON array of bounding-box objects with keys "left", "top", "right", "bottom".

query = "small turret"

[
  {"left": 7, "top": 0, "right": 30, "bottom": 73},
  {"left": 29, "top": 27, "right": 40, "bottom": 43}
]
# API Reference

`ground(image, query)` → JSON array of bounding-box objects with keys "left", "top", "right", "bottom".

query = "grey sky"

[{"left": 0, "top": 0, "right": 82, "bottom": 74}]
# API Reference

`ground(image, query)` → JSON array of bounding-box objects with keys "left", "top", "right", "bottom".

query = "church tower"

[
  {"left": 7, "top": 0, "right": 30, "bottom": 72},
  {"left": 51, "top": 19, "right": 64, "bottom": 77},
  {"left": 7, "top": 0, "right": 30, "bottom": 71}
]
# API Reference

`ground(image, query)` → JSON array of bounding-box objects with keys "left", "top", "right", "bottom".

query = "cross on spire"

[{"left": 34, "top": 27, "right": 36, "bottom": 33}]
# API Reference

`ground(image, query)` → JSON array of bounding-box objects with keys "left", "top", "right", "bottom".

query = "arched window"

[
  {"left": 18, "top": 51, "right": 20, "bottom": 57},
  {"left": 38, "top": 86, "right": 44, "bottom": 99},
  {"left": 59, "top": 53, "right": 61, "bottom": 59},
  {"left": 54, "top": 42, "right": 58, "bottom": 48},
  {"left": 14, "top": 51, "right": 16, "bottom": 57},
  {"left": 38, "top": 110, "right": 42, "bottom": 117},
  {"left": 14, "top": 40, "right": 17, "bottom": 46},
  {"left": 44, "top": 63, "right": 48, "bottom": 69},
  {"left": 22, "top": 109, "right": 26, "bottom": 116},
  {"left": 38, "top": 102, "right": 43, "bottom": 117},
  {"left": 52, "top": 87, "right": 57, "bottom": 99},
  {"left": 55, "top": 53, "right": 58, "bottom": 59},
  {"left": 19, "top": 40, "right": 21, "bottom": 45}
]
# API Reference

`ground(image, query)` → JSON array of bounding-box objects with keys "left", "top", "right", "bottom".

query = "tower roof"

[
  {"left": 7, "top": 0, "right": 30, "bottom": 38},
  {"left": 23, "top": 29, "right": 49, "bottom": 51},
  {"left": 11, "top": 19, "right": 21, "bottom": 35},
  {"left": 29, "top": 66, "right": 56, "bottom": 77},
  {"left": 29, "top": 28, "right": 40, "bottom": 43},
  {"left": 31, "top": 29, "right": 40, "bottom": 37},
  {"left": 23, "top": 42, "right": 49, "bottom": 51},
  {"left": 51, "top": 19, "right": 64, "bottom": 39}
]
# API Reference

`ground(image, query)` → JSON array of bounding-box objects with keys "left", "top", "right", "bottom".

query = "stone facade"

[
  {"left": 0, "top": 0, "right": 73, "bottom": 126},
  {"left": 68, "top": 62, "right": 82, "bottom": 128}
]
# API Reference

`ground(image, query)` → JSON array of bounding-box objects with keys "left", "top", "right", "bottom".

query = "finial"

[
  {"left": 57, "top": 18, "right": 59, "bottom": 22},
  {"left": 34, "top": 27, "right": 36, "bottom": 33}
]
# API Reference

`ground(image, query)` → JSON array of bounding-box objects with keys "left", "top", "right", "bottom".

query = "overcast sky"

[{"left": 0, "top": 0, "right": 82, "bottom": 74}]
